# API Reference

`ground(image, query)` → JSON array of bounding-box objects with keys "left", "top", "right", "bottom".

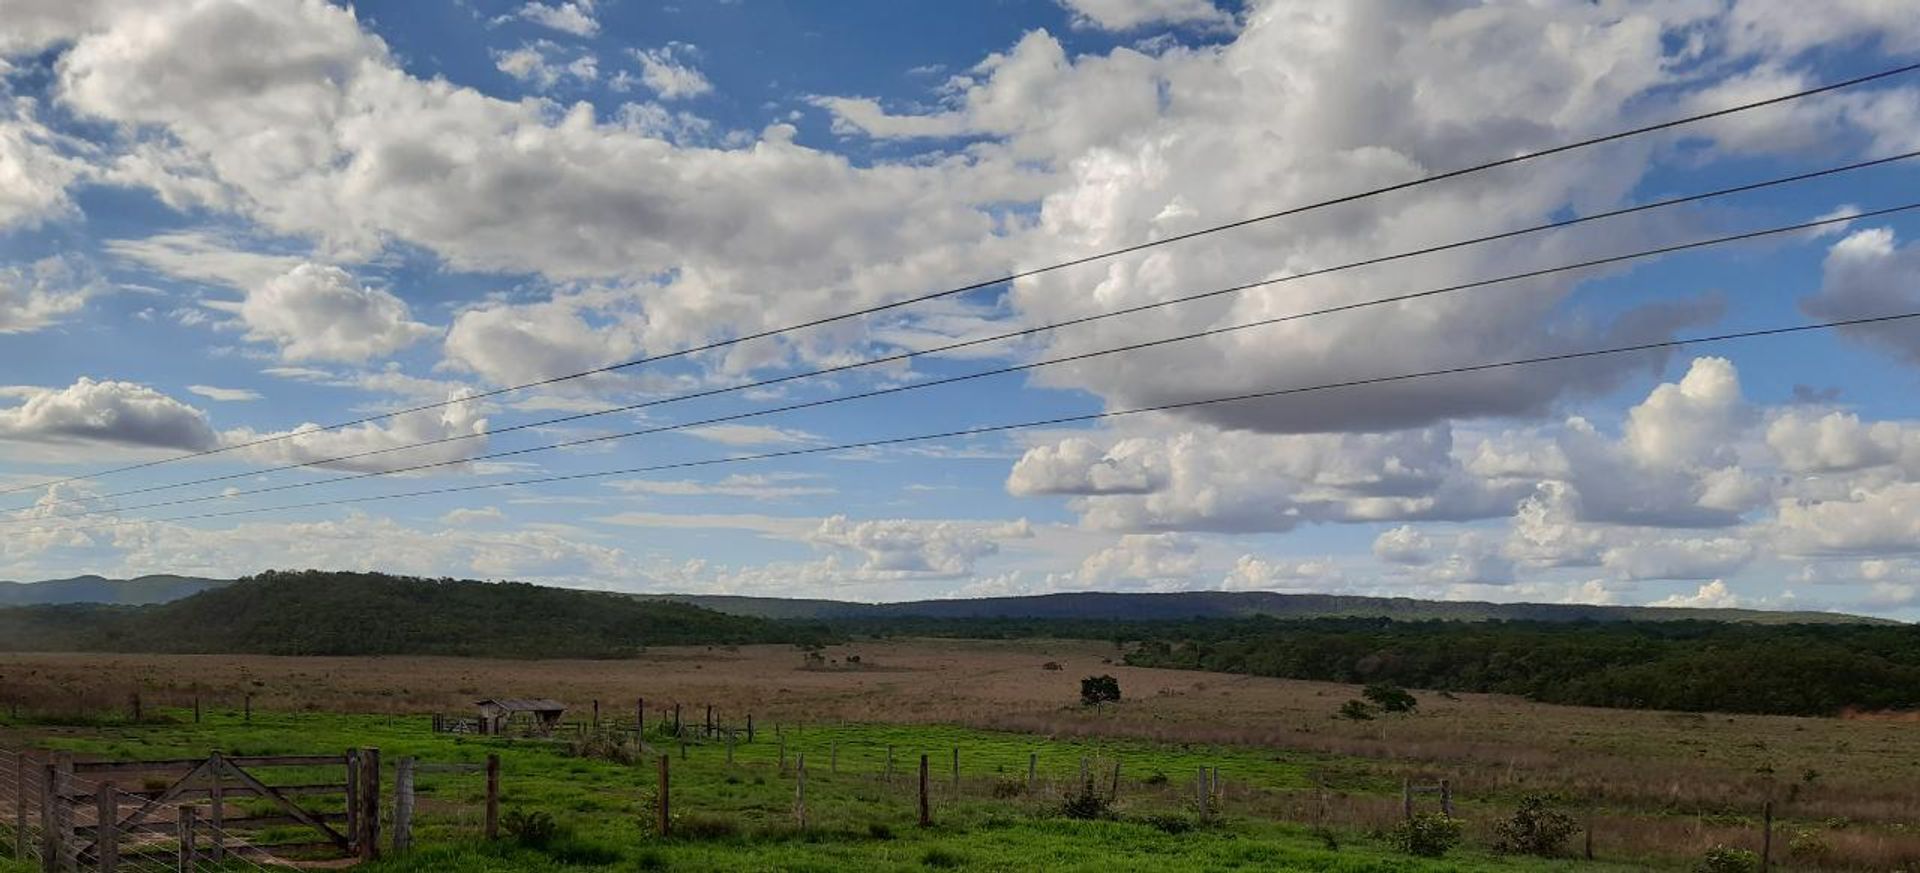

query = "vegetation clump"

[
  {"left": 1492, "top": 795, "right": 1578, "bottom": 857},
  {"left": 1079, "top": 674, "right": 1121, "bottom": 706},
  {"left": 1059, "top": 777, "right": 1113, "bottom": 820},
  {"left": 1389, "top": 813, "right": 1463, "bottom": 858},
  {"left": 501, "top": 809, "right": 559, "bottom": 849},
  {"left": 1363, "top": 682, "right": 1417, "bottom": 713},
  {"left": 1696, "top": 844, "right": 1760, "bottom": 872},
  {"left": 1337, "top": 699, "right": 1374, "bottom": 721}
]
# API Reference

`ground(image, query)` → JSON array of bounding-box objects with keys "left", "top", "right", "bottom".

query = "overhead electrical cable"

[
  {"left": 4, "top": 60, "right": 1917, "bottom": 497},
  {"left": 15, "top": 201, "right": 1918, "bottom": 526},
  {"left": 18, "top": 310, "right": 1920, "bottom": 538},
  {"left": 19, "top": 153, "right": 1920, "bottom": 516}
]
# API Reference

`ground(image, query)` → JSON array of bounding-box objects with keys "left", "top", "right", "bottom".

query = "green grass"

[{"left": 7, "top": 709, "right": 1649, "bottom": 871}]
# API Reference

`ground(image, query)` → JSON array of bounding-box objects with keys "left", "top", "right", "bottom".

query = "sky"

[{"left": 2, "top": 0, "right": 1920, "bottom": 618}]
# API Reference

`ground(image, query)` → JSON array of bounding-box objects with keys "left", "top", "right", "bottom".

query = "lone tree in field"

[
  {"left": 1080, "top": 675, "right": 1122, "bottom": 706},
  {"left": 1363, "top": 682, "right": 1418, "bottom": 713}
]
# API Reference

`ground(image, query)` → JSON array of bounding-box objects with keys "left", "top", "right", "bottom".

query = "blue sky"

[{"left": 3, "top": 0, "right": 1920, "bottom": 617}]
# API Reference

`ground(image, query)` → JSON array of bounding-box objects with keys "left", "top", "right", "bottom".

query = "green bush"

[
  {"left": 1139, "top": 813, "right": 1195, "bottom": 834},
  {"left": 1363, "top": 682, "right": 1418, "bottom": 713},
  {"left": 1060, "top": 777, "right": 1113, "bottom": 820},
  {"left": 1493, "top": 795, "right": 1579, "bottom": 856},
  {"left": 1786, "top": 829, "right": 1831, "bottom": 864},
  {"left": 1389, "top": 813, "right": 1463, "bottom": 858},
  {"left": 1338, "top": 699, "right": 1375, "bottom": 721},
  {"left": 1080, "top": 675, "right": 1121, "bottom": 705},
  {"left": 500, "top": 809, "right": 559, "bottom": 849},
  {"left": 1696, "top": 844, "right": 1759, "bottom": 873}
]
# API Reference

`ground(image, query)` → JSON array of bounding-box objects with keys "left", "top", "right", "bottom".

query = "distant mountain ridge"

[
  {"left": 632, "top": 590, "right": 1894, "bottom": 625},
  {"left": 0, "top": 574, "right": 231, "bottom": 606},
  {"left": 2, "top": 573, "right": 1892, "bottom": 625}
]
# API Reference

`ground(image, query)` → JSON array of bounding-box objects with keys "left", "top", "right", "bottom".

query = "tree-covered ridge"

[
  {"left": 1119, "top": 616, "right": 1920, "bottom": 716},
  {"left": 0, "top": 570, "right": 834, "bottom": 657}
]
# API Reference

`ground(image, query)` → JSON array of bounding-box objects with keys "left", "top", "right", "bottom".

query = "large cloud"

[
  {"left": 212, "top": 263, "right": 436, "bottom": 363},
  {"left": 0, "top": 378, "right": 219, "bottom": 451},
  {"left": 1802, "top": 227, "right": 1920, "bottom": 364}
]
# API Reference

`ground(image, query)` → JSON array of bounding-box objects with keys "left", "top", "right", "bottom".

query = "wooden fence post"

[
  {"left": 96, "top": 782, "right": 118, "bottom": 873},
  {"left": 672, "top": 704, "right": 681, "bottom": 736},
  {"left": 1402, "top": 779, "right": 1413, "bottom": 820},
  {"left": 636, "top": 698, "right": 644, "bottom": 737},
  {"left": 53, "top": 753, "right": 72, "bottom": 870},
  {"left": 177, "top": 805, "right": 196, "bottom": 872},
  {"left": 1110, "top": 761, "right": 1122, "bottom": 800},
  {"left": 705, "top": 705, "right": 713, "bottom": 738},
  {"left": 129, "top": 692, "right": 141, "bottom": 723},
  {"left": 1584, "top": 808, "right": 1595, "bottom": 861},
  {"left": 38, "top": 762, "right": 56, "bottom": 873},
  {"left": 208, "top": 751, "right": 225, "bottom": 862},
  {"left": 1761, "top": 800, "right": 1773, "bottom": 871},
  {"left": 243, "top": 694, "right": 252, "bottom": 724},
  {"left": 484, "top": 754, "right": 500, "bottom": 840},
  {"left": 393, "top": 757, "right": 415, "bottom": 854},
  {"left": 794, "top": 754, "right": 807, "bottom": 829},
  {"left": 918, "top": 755, "right": 931, "bottom": 827},
  {"left": 592, "top": 700, "right": 600, "bottom": 729},
  {"left": 12, "top": 750, "right": 26, "bottom": 862},
  {"left": 656, "top": 756, "right": 670, "bottom": 837},
  {"left": 358, "top": 748, "right": 380, "bottom": 862},
  {"left": 746, "top": 714, "right": 754, "bottom": 743},
  {"left": 1440, "top": 779, "right": 1453, "bottom": 816}
]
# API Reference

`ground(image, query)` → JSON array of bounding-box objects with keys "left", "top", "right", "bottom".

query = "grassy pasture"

[{"left": 3, "top": 640, "right": 1918, "bottom": 869}]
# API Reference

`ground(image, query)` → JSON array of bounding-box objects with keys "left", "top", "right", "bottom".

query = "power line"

[
  {"left": 16, "top": 201, "right": 1917, "bottom": 523},
  {"left": 20, "top": 311, "right": 1920, "bottom": 538},
  {"left": 4, "top": 60, "right": 1916, "bottom": 499},
  {"left": 19, "top": 154, "right": 1920, "bottom": 516}
]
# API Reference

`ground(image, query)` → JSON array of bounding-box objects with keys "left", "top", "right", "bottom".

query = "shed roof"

[{"left": 475, "top": 698, "right": 566, "bottom": 712}]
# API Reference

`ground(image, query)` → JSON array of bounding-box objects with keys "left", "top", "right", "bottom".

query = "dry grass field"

[{"left": 4, "top": 638, "right": 1918, "bottom": 868}]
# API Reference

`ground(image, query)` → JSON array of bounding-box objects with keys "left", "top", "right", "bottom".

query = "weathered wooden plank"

[{"left": 218, "top": 758, "right": 351, "bottom": 852}]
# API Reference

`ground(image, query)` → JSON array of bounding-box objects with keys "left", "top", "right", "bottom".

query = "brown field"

[{"left": 5, "top": 638, "right": 1919, "bottom": 868}]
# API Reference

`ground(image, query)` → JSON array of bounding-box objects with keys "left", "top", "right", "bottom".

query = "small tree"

[
  {"left": 1080, "top": 675, "right": 1121, "bottom": 706},
  {"left": 1337, "top": 699, "right": 1375, "bottom": 721},
  {"left": 1493, "top": 795, "right": 1579, "bottom": 856},
  {"left": 1363, "top": 682, "right": 1418, "bottom": 713},
  {"left": 1390, "top": 813, "right": 1463, "bottom": 858}
]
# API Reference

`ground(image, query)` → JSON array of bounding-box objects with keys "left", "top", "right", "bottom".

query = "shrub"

[
  {"left": 1493, "top": 795, "right": 1579, "bottom": 857},
  {"left": 1363, "top": 682, "right": 1418, "bottom": 713},
  {"left": 1060, "top": 777, "right": 1113, "bottom": 820},
  {"left": 1697, "top": 845, "right": 1760, "bottom": 873},
  {"left": 1042, "top": 661, "right": 1063, "bottom": 671},
  {"left": 1389, "top": 813, "right": 1463, "bottom": 858},
  {"left": 1143, "top": 770, "right": 1169, "bottom": 786},
  {"left": 1786, "top": 829, "right": 1830, "bottom": 864},
  {"left": 501, "top": 809, "right": 559, "bottom": 849},
  {"left": 1337, "top": 699, "right": 1375, "bottom": 721},
  {"left": 1080, "top": 675, "right": 1121, "bottom": 706}
]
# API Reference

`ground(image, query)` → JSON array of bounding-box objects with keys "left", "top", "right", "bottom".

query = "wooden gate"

[{"left": 48, "top": 749, "right": 373, "bottom": 868}]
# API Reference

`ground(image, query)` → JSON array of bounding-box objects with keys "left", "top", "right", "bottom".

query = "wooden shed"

[{"left": 474, "top": 697, "right": 566, "bottom": 736}]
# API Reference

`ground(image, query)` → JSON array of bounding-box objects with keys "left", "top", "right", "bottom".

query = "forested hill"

[
  {"left": 635, "top": 590, "right": 1887, "bottom": 625},
  {"left": 0, "top": 570, "right": 832, "bottom": 658},
  {"left": 1122, "top": 617, "right": 1920, "bottom": 716}
]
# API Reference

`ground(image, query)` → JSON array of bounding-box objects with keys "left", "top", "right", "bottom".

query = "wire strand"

[
  {"left": 4, "top": 60, "right": 1916, "bottom": 498},
  {"left": 20, "top": 310, "right": 1920, "bottom": 537},
  {"left": 16, "top": 201, "right": 1916, "bottom": 525},
  {"left": 21, "top": 150, "right": 1918, "bottom": 515}
]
